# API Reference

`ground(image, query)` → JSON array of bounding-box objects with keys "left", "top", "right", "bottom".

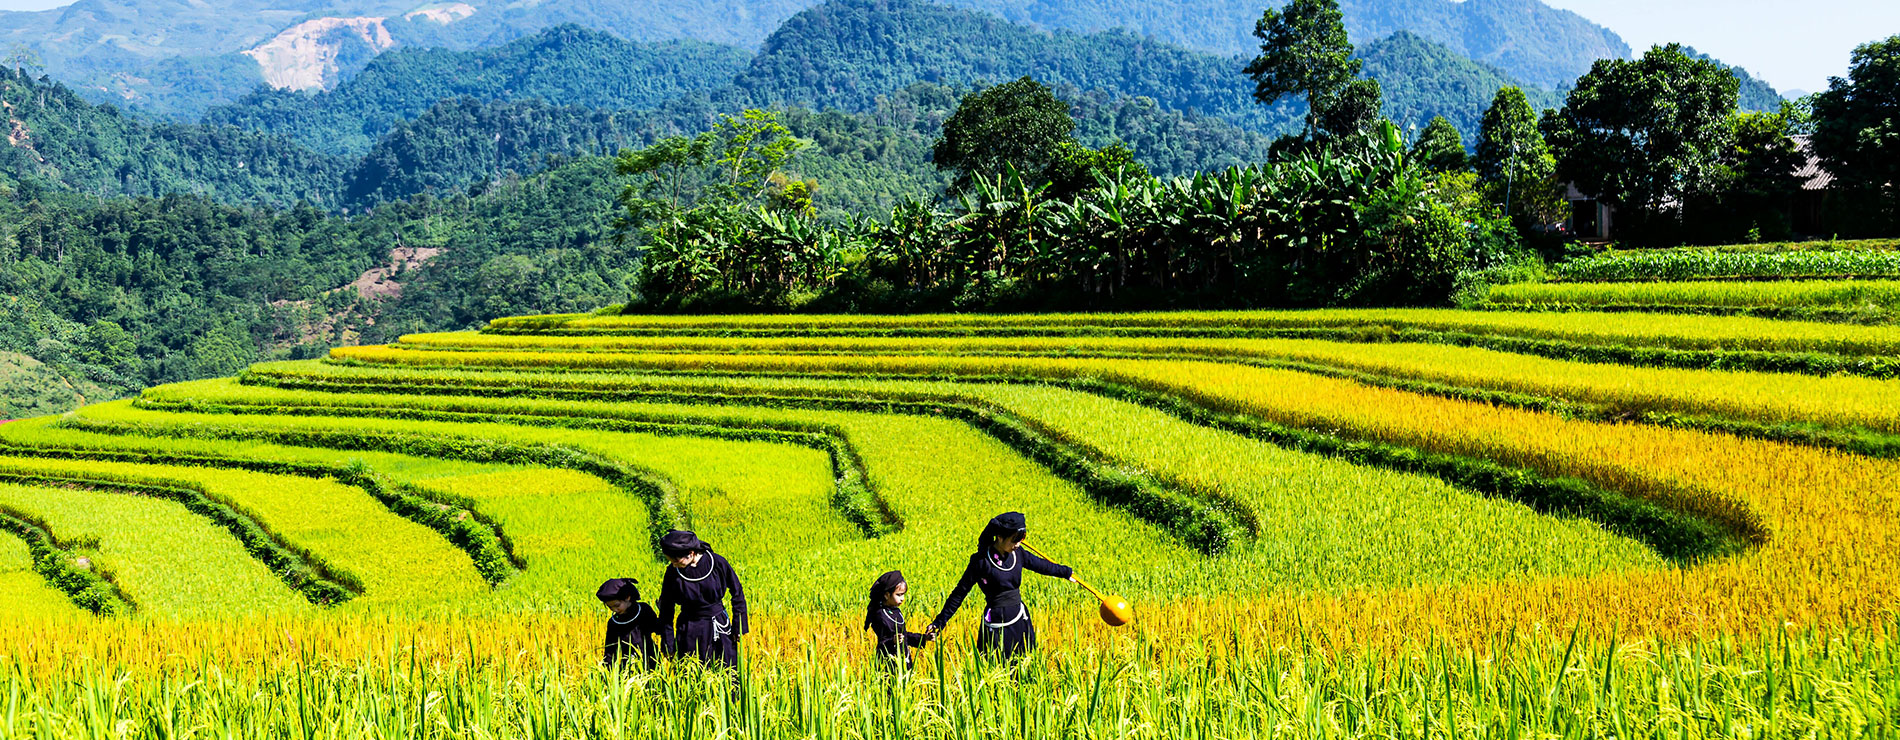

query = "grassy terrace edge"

[
  {"left": 389, "top": 336, "right": 1900, "bottom": 459},
  {"left": 0, "top": 505, "right": 129, "bottom": 615},
  {"left": 150, "top": 381, "right": 1254, "bottom": 555},
  {"left": 121, "top": 398, "right": 904, "bottom": 544},
  {"left": 480, "top": 311, "right": 1900, "bottom": 379},
  {"left": 249, "top": 363, "right": 1748, "bottom": 561},
  {"left": 1, "top": 433, "right": 520, "bottom": 587},
  {"left": 0, "top": 466, "right": 359, "bottom": 605}
]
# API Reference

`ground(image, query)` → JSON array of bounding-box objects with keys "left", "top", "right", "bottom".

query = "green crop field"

[
  {"left": 1550, "top": 241, "right": 1900, "bottom": 282},
  {"left": 1488, "top": 242, "right": 1900, "bottom": 324},
  {"left": 5, "top": 305, "right": 1900, "bottom": 737}
]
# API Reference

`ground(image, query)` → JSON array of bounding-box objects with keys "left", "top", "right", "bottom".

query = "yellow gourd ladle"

[{"left": 1022, "top": 542, "right": 1134, "bottom": 627}]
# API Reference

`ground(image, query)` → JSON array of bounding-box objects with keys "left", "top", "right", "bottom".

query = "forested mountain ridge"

[
  {"left": 2, "top": 0, "right": 1637, "bottom": 118},
  {"left": 728, "top": 0, "right": 1301, "bottom": 134},
  {"left": 1358, "top": 31, "right": 1562, "bottom": 136},
  {"left": 946, "top": 0, "right": 1627, "bottom": 90},
  {"left": 342, "top": 81, "right": 1276, "bottom": 216},
  {"left": 201, "top": 26, "right": 751, "bottom": 157},
  {"left": 9, "top": 3, "right": 1558, "bottom": 215},
  {"left": 0, "top": 66, "right": 348, "bottom": 208},
  {"left": 6, "top": 0, "right": 1786, "bottom": 219},
  {"left": 201, "top": 2, "right": 1565, "bottom": 170}
]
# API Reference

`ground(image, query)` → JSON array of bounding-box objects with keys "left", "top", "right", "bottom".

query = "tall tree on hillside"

[
  {"left": 1410, "top": 116, "right": 1468, "bottom": 173},
  {"left": 1312, "top": 78, "right": 1385, "bottom": 142},
  {"left": 1684, "top": 105, "right": 1804, "bottom": 242},
  {"left": 614, "top": 109, "right": 807, "bottom": 247},
  {"left": 1244, "top": 0, "right": 1363, "bottom": 140},
  {"left": 1475, "top": 87, "right": 1564, "bottom": 229},
  {"left": 933, "top": 77, "right": 1077, "bottom": 191},
  {"left": 3, "top": 44, "right": 42, "bottom": 77},
  {"left": 1544, "top": 44, "right": 1739, "bottom": 241},
  {"left": 1811, "top": 35, "right": 1900, "bottom": 233}
]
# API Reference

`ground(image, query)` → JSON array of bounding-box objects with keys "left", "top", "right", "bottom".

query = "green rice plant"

[
  {"left": 294, "top": 341, "right": 1900, "bottom": 639},
  {"left": 419, "top": 469, "right": 653, "bottom": 612},
  {"left": 0, "top": 419, "right": 653, "bottom": 614},
  {"left": 0, "top": 480, "right": 309, "bottom": 620},
  {"left": 1554, "top": 244, "right": 1900, "bottom": 282},
  {"left": 56, "top": 399, "right": 876, "bottom": 612},
  {"left": 180, "top": 374, "right": 1248, "bottom": 554},
  {"left": 61, "top": 397, "right": 1181, "bottom": 613},
  {"left": 0, "top": 511, "right": 119, "bottom": 618},
  {"left": 0, "top": 417, "right": 531, "bottom": 585},
  {"left": 1489, "top": 279, "right": 1900, "bottom": 313},
  {"left": 0, "top": 619, "right": 1895, "bottom": 739},
  {"left": 127, "top": 374, "right": 1668, "bottom": 603},
  {"left": 0, "top": 459, "right": 359, "bottom": 606},
  {"left": 470, "top": 308, "right": 1900, "bottom": 379},
  {"left": 0, "top": 452, "right": 488, "bottom": 608},
  {"left": 250, "top": 359, "right": 1733, "bottom": 558},
  {"left": 0, "top": 529, "right": 77, "bottom": 618}
]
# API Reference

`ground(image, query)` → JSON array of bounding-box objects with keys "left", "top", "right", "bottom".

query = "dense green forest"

[
  {"left": 6, "top": 5, "right": 1446, "bottom": 214},
  {"left": 189, "top": 0, "right": 1575, "bottom": 188},
  {"left": 0, "top": 0, "right": 1640, "bottom": 117},
  {"left": 0, "top": 67, "right": 348, "bottom": 208},
  {"left": 0, "top": 154, "right": 635, "bottom": 417},
  {"left": 9, "top": 0, "right": 1783, "bottom": 222}
]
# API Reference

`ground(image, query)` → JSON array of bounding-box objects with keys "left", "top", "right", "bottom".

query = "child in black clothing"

[
  {"left": 864, "top": 570, "right": 931, "bottom": 670},
  {"left": 598, "top": 578, "right": 668, "bottom": 670}
]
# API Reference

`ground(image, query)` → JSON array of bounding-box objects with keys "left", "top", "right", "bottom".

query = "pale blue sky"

[
  {"left": 1543, "top": 0, "right": 1899, "bottom": 94},
  {"left": 1, "top": 0, "right": 1893, "bottom": 93}
]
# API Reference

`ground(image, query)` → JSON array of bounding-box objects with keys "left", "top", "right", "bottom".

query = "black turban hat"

[
  {"left": 596, "top": 578, "right": 639, "bottom": 602},
  {"left": 659, "top": 529, "right": 710, "bottom": 558},
  {"left": 864, "top": 570, "right": 905, "bottom": 630},
  {"left": 978, "top": 511, "right": 1028, "bottom": 552}
]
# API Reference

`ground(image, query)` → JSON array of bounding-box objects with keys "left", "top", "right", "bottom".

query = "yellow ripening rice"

[
  {"left": 330, "top": 342, "right": 1900, "bottom": 639},
  {"left": 486, "top": 308, "right": 1900, "bottom": 357},
  {"left": 1489, "top": 279, "right": 1900, "bottom": 310},
  {"left": 401, "top": 331, "right": 1900, "bottom": 434}
]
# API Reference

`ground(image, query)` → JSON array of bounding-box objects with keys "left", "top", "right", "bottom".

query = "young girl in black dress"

[
  {"left": 926, "top": 512, "right": 1074, "bottom": 660},
  {"left": 596, "top": 578, "right": 668, "bottom": 670},
  {"left": 656, "top": 530, "right": 748, "bottom": 668},
  {"left": 864, "top": 570, "right": 931, "bottom": 670}
]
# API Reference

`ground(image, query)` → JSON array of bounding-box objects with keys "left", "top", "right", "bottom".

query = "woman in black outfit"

[
  {"left": 656, "top": 530, "right": 748, "bottom": 668},
  {"left": 927, "top": 512, "right": 1074, "bottom": 660}
]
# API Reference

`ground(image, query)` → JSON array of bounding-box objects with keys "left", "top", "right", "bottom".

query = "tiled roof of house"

[{"left": 1791, "top": 135, "right": 1836, "bottom": 191}]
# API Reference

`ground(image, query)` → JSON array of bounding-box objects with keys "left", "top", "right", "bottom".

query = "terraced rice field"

[
  {"left": 5, "top": 307, "right": 1900, "bottom": 737},
  {"left": 1490, "top": 242, "right": 1900, "bottom": 324},
  {"left": 1489, "top": 279, "right": 1900, "bottom": 316}
]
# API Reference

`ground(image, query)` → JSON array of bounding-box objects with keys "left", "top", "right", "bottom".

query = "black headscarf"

[
  {"left": 659, "top": 530, "right": 710, "bottom": 558},
  {"left": 864, "top": 570, "right": 905, "bottom": 630},
  {"left": 978, "top": 512, "right": 1027, "bottom": 552},
  {"left": 596, "top": 578, "right": 640, "bottom": 602}
]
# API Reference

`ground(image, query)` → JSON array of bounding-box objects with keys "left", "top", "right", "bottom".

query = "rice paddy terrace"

[{"left": 5, "top": 301, "right": 1900, "bottom": 736}]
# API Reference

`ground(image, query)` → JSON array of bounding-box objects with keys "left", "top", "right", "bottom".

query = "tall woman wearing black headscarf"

[
  {"left": 927, "top": 512, "right": 1073, "bottom": 660},
  {"left": 657, "top": 530, "right": 748, "bottom": 668}
]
